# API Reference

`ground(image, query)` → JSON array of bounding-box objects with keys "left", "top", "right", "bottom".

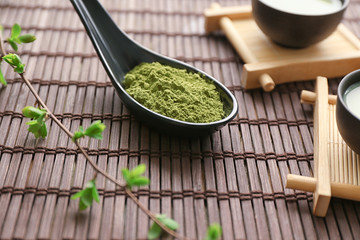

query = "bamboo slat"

[{"left": 0, "top": 0, "right": 360, "bottom": 239}]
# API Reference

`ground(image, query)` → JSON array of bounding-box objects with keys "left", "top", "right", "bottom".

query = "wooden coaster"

[
  {"left": 286, "top": 77, "right": 360, "bottom": 217},
  {"left": 204, "top": 3, "right": 360, "bottom": 92}
]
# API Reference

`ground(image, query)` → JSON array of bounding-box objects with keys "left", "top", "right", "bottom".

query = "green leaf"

[
  {"left": 0, "top": 67, "right": 6, "bottom": 86},
  {"left": 129, "top": 164, "right": 146, "bottom": 177},
  {"left": 131, "top": 176, "right": 150, "bottom": 187},
  {"left": 22, "top": 106, "right": 47, "bottom": 139},
  {"left": 22, "top": 106, "right": 46, "bottom": 119},
  {"left": 26, "top": 119, "right": 39, "bottom": 126},
  {"left": 0, "top": 25, "right": 3, "bottom": 32},
  {"left": 72, "top": 131, "right": 85, "bottom": 142},
  {"left": 84, "top": 179, "right": 96, "bottom": 188},
  {"left": 6, "top": 24, "right": 36, "bottom": 51},
  {"left": 2, "top": 53, "right": 16, "bottom": 65},
  {"left": 72, "top": 126, "right": 84, "bottom": 142},
  {"left": 121, "top": 168, "right": 130, "bottom": 182},
  {"left": 39, "top": 123, "right": 47, "bottom": 138},
  {"left": 204, "top": 223, "right": 222, "bottom": 240},
  {"left": 78, "top": 188, "right": 93, "bottom": 211},
  {"left": 2, "top": 53, "right": 25, "bottom": 73},
  {"left": 7, "top": 39, "right": 18, "bottom": 51},
  {"left": 83, "top": 120, "right": 106, "bottom": 139},
  {"left": 71, "top": 191, "right": 83, "bottom": 200},
  {"left": 14, "top": 64, "right": 25, "bottom": 74},
  {"left": 27, "top": 118, "right": 47, "bottom": 138},
  {"left": 14, "top": 37, "right": 21, "bottom": 44},
  {"left": 18, "top": 34, "right": 36, "bottom": 43},
  {"left": 71, "top": 179, "right": 100, "bottom": 211},
  {"left": 147, "top": 214, "right": 179, "bottom": 240},
  {"left": 28, "top": 123, "right": 43, "bottom": 138},
  {"left": 11, "top": 24, "right": 21, "bottom": 38},
  {"left": 92, "top": 185, "right": 100, "bottom": 203},
  {"left": 148, "top": 220, "right": 163, "bottom": 240},
  {"left": 73, "top": 121, "right": 106, "bottom": 141},
  {"left": 79, "top": 198, "right": 89, "bottom": 211},
  {"left": 158, "top": 214, "right": 179, "bottom": 230},
  {"left": 122, "top": 164, "right": 150, "bottom": 189},
  {"left": 2, "top": 53, "right": 22, "bottom": 65}
]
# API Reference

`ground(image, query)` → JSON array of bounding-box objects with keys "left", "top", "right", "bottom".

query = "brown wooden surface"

[{"left": 0, "top": 0, "right": 360, "bottom": 239}]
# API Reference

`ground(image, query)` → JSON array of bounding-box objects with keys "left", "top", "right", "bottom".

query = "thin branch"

[
  {"left": 0, "top": 31, "right": 72, "bottom": 137},
  {"left": 74, "top": 138, "right": 185, "bottom": 239},
  {"left": 0, "top": 29, "right": 6, "bottom": 57},
  {"left": 20, "top": 73, "right": 74, "bottom": 138},
  {"left": 0, "top": 33, "right": 187, "bottom": 240}
]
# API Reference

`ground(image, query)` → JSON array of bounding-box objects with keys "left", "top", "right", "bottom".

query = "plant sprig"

[
  {"left": 0, "top": 24, "right": 35, "bottom": 87},
  {"left": 22, "top": 106, "right": 48, "bottom": 139},
  {"left": 122, "top": 164, "right": 150, "bottom": 190},
  {"left": 3, "top": 53, "right": 25, "bottom": 74},
  {"left": 72, "top": 120, "right": 106, "bottom": 142},
  {"left": 204, "top": 223, "right": 222, "bottom": 240},
  {"left": 71, "top": 179, "right": 100, "bottom": 211},
  {"left": 0, "top": 65, "right": 5, "bottom": 86},
  {"left": 7, "top": 23, "right": 36, "bottom": 51},
  {"left": 148, "top": 214, "right": 179, "bottom": 239}
]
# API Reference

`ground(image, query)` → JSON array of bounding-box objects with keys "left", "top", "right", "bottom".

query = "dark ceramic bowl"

[
  {"left": 336, "top": 69, "right": 360, "bottom": 154},
  {"left": 251, "top": 0, "right": 349, "bottom": 48}
]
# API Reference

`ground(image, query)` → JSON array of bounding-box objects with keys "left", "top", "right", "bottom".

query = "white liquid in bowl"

[
  {"left": 260, "top": 0, "right": 343, "bottom": 15},
  {"left": 344, "top": 82, "right": 360, "bottom": 119}
]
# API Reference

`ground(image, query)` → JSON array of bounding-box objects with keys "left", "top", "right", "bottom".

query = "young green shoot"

[
  {"left": 0, "top": 66, "right": 5, "bottom": 86},
  {"left": 3, "top": 53, "right": 25, "bottom": 73},
  {"left": 121, "top": 164, "right": 150, "bottom": 190},
  {"left": 71, "top": 179, "right": 100, "bottom": 211},
  {"left": 148, "top": 214, "right": 179, "bottom": 240},
  {"left": 7, "top": 24, "right": 36, "bottom": 51},
  {"left": 22, "top": 106, "right": 48, "bottom": 139},
  {"left": 204, "top": 223, "right": 222, "bottom": 240},
  {"left": 72, "top": 120, "right": 106, "bottom": 142},
  {"left": 0, "top": 24, "right": 35, "bottom": 86}
]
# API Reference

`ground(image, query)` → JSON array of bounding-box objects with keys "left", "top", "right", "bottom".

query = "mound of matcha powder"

[{"left": 123, "top": 62, "right": 225, "bottom": 123}]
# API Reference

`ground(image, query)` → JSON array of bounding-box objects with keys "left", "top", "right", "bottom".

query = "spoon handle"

[{"left": 70, "top": 0, "right": 141, "bottom": 78}]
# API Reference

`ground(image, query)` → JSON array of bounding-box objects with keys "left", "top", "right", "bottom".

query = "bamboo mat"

[{"left": 0, "top": 0, "right": 360, "bottom": 239}]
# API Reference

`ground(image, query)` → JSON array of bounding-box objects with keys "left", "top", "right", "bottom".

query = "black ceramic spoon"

[{"left": 70, "top": 0, "right": 238, "bottom": 136}]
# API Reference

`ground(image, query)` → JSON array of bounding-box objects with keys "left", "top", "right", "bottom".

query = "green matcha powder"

[{"left": 124, "top": 62, "right": 225, "bottom": 123}]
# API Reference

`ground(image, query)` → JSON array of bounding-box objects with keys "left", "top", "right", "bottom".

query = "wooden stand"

[
  {"left": 286, "top": 77, "right": 360, "bottom": 217},
  {"left": 204, "top": 4, "right": 360, "bottom": 92}
]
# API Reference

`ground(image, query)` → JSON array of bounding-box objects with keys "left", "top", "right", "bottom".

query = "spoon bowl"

[{"left": 70, "top": 0, "right": 238, "bottom": 136}]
